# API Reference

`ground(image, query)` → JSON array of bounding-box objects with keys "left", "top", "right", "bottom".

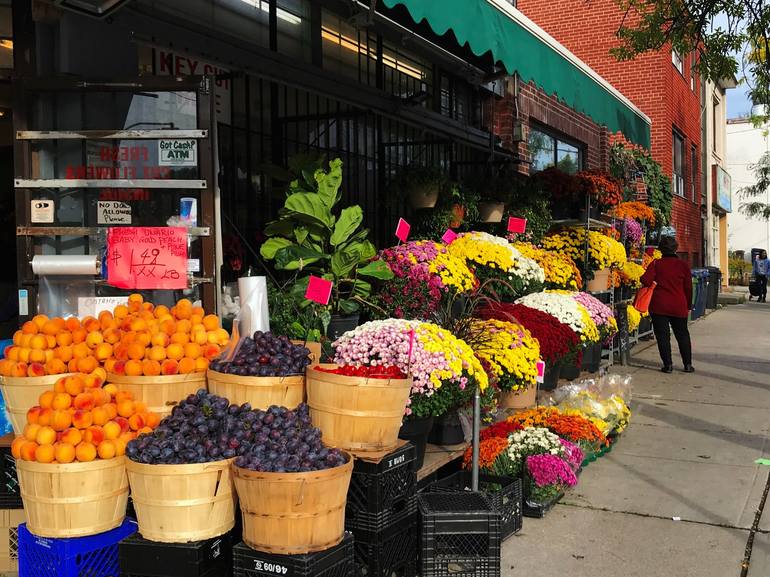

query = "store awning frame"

[{"left": 382, "top": 0, "right": 651, "bottom": 148}]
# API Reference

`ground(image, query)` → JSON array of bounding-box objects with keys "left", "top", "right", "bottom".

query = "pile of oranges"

[
  {"left": 0, "top": 315, "right": 105, "bottom": 378},
  {"left": 11, "top": 373, "right": 160, "bottom": 463},
  {"left": 105, "top": 294, "right": 229, "bottom": 377},
  {"left": 0, "top": 294, "right": 230, "bottom": 379}
]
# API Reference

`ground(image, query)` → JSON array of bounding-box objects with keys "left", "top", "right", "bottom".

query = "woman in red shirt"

[{"left": 640, "top": 236, "right": 694, "bottom": 374}]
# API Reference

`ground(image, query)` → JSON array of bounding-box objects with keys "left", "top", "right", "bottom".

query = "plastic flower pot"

[
  {"left": 408, "top": 184, "right": 439, "bottom": 209},
  {"left": 398, "top": 416, "right": 434, "bottom": 470},
  {"left": 540, "top": 363, "right": 561, "bottom": 391},
  {"left": 478, "top": 201, "right": 505, "bottom": 223},
  {"left": 559, "top": 363, "right": 581, "bottom": 382},
  {"left": 427, "top": 410, "right": 465, "bottom": 446},
  {"left": 499, "top": 386, "right": 537, "bottom": 410},
  {"left": 327, "top": 313, "right": 360, "bottom": 342}
]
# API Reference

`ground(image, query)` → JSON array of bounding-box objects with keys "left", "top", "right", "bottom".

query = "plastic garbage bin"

[
  {"left": 691, "top": 269, "right": 709, "bottom": 320},
  {"left": 705, "top": 267, "right": 722, "bottom": 309}
]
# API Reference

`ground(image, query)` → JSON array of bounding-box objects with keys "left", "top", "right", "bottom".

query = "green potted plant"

[
  {"left": 393, "top": 165, "right": 445, "bottom": 209},
  {"left": 260, "top": 158, "right": 394, "bottom": 340}
]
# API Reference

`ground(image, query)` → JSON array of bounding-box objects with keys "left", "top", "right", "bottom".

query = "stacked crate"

[
  {"left": 233, "top": 533, "right": 354, "bottom": 577},
  {"left": 120, "top": 530, "right": 236, "bottom": 577},
  {"left": 0, "top": 441, "right": 23, "bottom": 574},
  {"left": 345, "top": 442, "right": 418, "bottom": 577}
]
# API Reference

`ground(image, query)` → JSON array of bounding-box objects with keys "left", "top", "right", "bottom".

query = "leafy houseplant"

[
  {"left": 393, "top": 165, "right": 445, "bottom": 209},
  {"left": 260, "top": 158, "right": 393, "bottom": 327}
]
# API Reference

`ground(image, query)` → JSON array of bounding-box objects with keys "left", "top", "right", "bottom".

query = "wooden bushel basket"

[
  {"left": 206, "top": 371, "right": 304, "bottom": 410},
  {"left": 232, "top": 456, "right": 353, "bottom": 554},
  {"left": 306, "top": 365, "right": 412, "bottom": 452},
  {"left": 0, "top": 374, "right": 75, "bottom": 434},
  {"left": 17, "top": 457, "right": 128, "bottom": 538},
  {"left": 107, "top": 372, "right": 207, "bottom": 418},
  {"left": 126, "top": 458, "right": 236, "bottom": 543},
  {"left": 498, "top": 385, "right": 537, "bottom": 411}
]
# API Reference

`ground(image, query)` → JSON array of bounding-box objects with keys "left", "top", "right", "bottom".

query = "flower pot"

[
  {"left": 578, "top": 206, "right": 602, "bottom": 221},
  {"left": 427, "top": 411, "right": 465, "bottom": 446},
  {"left": 499, "top": 386, "right": 537, "bottom": 410},
  {"left": 559, "top": 362, "right": 581, "bottom": 382},
  {"left": 587, "top": 268, "right": 611, "bottom": 293},
  {"left": 398, "top": 416, "right": 434, "bottom": 470},
  {"left": 449, "top": 204, "right": 465, "bottom": 228},
  {"left": 327, "top": 313, "right": 360, "bottom": 342},
  {"left": 408, "top": 184, "right": 439, "bottom": 209},
  {"left": 581, "top": 342, "right": 602, "bottom": 373},
  {"left": 540, "top": 363, "right": 560, "bottom": 391},
  {"left": 478, "top": 201, "right": 505, "bottom": 223}
]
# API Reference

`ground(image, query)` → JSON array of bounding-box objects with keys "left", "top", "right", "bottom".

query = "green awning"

[{"left": 383, "top": 0, "right": 651, "bottom": 148}]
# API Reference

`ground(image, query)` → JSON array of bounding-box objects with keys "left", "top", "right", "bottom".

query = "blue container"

[
  {"left": 691, "top": 269, "right": 709, "bottom": 320},
  {"left": 0, "top": 340, "right": 12, "bottom": 358},
  {"left": 19, "top": 517, "right": 137, "bottom": 577}
]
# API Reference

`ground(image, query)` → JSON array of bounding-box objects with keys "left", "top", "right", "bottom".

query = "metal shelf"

[
  {"left": 17, "top": 129, "right": 208, "bottom": 140},
  {"left": 18, "top": 226, "right": 211, "bottom": 237},
  {"left": 550, "top": 218, "right": 613, "bottom": 229},
  {"left": 15, "top": 179, "right": 206, "bottom": 189}
]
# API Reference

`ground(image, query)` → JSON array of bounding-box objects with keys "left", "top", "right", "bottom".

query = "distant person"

[
  {"left": 753, "top": 250, "right": 770, "bottom": 303},
  {"left": 640, "top": 236, "right": 694, "bottom": 374}
]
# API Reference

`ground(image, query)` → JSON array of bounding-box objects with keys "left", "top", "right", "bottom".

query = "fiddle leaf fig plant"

[{"left": 260, "top": 158, "right": 393, "bottom": 315}]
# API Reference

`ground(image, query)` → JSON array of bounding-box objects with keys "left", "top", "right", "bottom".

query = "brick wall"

[{"left": 517, "top": 0, "right": 704, "bottom": 263}]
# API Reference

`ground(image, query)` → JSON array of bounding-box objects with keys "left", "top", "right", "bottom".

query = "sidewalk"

[{"left": 503, "top": 303, "right": 770, "bottom": 577}]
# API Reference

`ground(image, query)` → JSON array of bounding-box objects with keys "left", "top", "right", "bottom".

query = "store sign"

[
  {"left": 97, "top": 201, "right": 132, "bottom": 225},
  {"left": 31, "top": 200, "right": 54, "bottom": 223},
  {"left": 715, "top": 165, "right": 732, "bottom": 213},
  {"left": 106, "top": 227, "right": 188, "bottom": 290},
  {"left": 158, "top": 139, "right": 197, "bottom": 166},
  {"left": 77, "top": 296, "right": 129, "bottom": 319},
  {"left": 155, "top": 50, "right": 232, "bottom": 124}
]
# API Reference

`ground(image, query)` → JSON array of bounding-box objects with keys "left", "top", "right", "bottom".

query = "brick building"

[{"left": 518, "top": 0, "right": 705, "bottom": 265}]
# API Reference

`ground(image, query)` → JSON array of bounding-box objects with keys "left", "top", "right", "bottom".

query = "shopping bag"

[{"left": 633, "top": 282, "right": 656, "bottom": 313}]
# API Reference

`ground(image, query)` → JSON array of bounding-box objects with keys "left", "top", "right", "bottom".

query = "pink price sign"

[
  {"left": 305, "top": 275, "right": 333, "bottom": 305},
  {"left": 441, "top": 229, "right": 458, "bottom": 244},
  {"left": 395, "top": 218, "right": 411, "bottom": 242},
  {"left": 535, "top": 360, "right": 545, "bottom": 384},
  {"left": 106, "top": 227, "right": 188, "bottom": 290},
  {"left": 507, "top": 217, "right": 527, "bottom": 234}
]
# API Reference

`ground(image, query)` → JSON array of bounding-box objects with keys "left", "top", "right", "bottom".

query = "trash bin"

[
  {"left": 705, "top": 266, "right": 722, "bottom": 309},
  {"left": 690, "top": 269, "right": 709, "bottom": 320}
]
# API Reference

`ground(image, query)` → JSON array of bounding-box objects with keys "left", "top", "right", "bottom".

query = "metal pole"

[{"left": 471, "top": 385, "right": 480, "bottom": 491}]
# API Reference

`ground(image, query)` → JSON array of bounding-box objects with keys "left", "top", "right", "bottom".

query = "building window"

[
  {"left": 712, "top": 97, "right": 720, "bottom": 154},
  {"left": 690, "top": 145, "right": 698, "bottom": 201},
  {"left": 690, "top": 54, "right": 697, "bottom": 91},
  {"left": 672, "top": 130, "right": 685, "bottom": 196},
  {"left": 528, "top": 126, "right": 582, "bottom": 174},
  {"left": 672, "top": 50, "right": 683, "bottom": 75}
]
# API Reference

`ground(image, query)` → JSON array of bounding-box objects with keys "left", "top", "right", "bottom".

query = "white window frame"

[
  {"left": 672, "top": 50, "right": 683, "bottom": 75},
  {"left": 672, "top": 130, "right": 685, "bottom": 197}
]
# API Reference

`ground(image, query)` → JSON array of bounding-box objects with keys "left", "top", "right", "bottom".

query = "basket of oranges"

[{"left": 11, "top": 373, "right": 160, "bottom": 537}]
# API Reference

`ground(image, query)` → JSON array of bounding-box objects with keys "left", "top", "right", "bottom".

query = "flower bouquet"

[
  {"left": 463, "top": 426, "right": 565, "bottom": 478},
  {"left": 627, "top": 304, "right": 642, "bottom": 332},
  {"left": 332, "top": 319, "right": 488, "bottom": 419},
  {"left": 470, "top": 319, "right": 539, "bottom": 393},
  {"left": 621, "top": 217, "right": 644, "bottom": 246},
  {"left": 555, "top": 390, "right": 632, "bottom": 435},
  {"left": 563, "top": 291, "right": 618, "bottom": 342},
  {"left": 448, "top": 232, "right": 545, "bottom": 300},
  {"left": 515, "top": 292, "right": 600, "bottom": 345},
  {"left": 542, "top": 228, "right": 627, "bottom": 274},
  {"left": 513, "top": 242, "right": 582, "bottom": 291},
  {"left": 371, "top": 241, "right": 475, "bottom": 320},
  {"left": 524, "top": 453, "right": 578, "bottom": 511},
  {"left": 506, "top": 406, "right": 609, "bottom": 459}
]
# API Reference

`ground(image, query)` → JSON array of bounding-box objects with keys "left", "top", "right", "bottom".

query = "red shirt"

[{"left": 640, "top": 256, "right": 693, "bottom": 318}]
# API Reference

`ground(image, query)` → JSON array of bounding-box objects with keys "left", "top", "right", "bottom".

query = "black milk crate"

[
  {"left": 523, "top": 492, "right": 564, "bottom": 518},
  {"left": 352, "top": 515, "right": 417, "bottom": 577},
  {"left": 233, "top": 532, "right": 354, "bottom": 577},
  {"left": 418, "top": 493, "right": 501, "bottom": 577},
  {"left": 426, "top": 472, "right": 522, "bottom": 539},
  {"left": 0, "top": 448, "right": 21, "bottom": 509},
  {"left": 119, "top": 530, "right": 234, "bottom": 577},
  {"left": 346, "top": 443, "right": 417, "bottom": 533}
]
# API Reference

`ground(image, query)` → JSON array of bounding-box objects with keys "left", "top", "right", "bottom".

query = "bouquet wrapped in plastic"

[{"left": 549, "top": 374, "right": 633, "bottom": 434}]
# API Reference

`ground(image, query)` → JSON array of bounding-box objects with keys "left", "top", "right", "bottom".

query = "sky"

[{"left": 728, "top": 82, "right": 753, "bottom": 119}]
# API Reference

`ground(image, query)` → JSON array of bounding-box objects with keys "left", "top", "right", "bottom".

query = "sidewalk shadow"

[{"left": 628, "top": 359, "right": 770, "bottom": 393}]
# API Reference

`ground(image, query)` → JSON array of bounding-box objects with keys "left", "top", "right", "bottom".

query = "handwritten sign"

[
  {"left": 97, "top": 201, "right": 132, "bottom": 225},
  {"left": 441, "top": 229, "right": 458, "bottom": 244},
  {"left": 535, "top": 360, "right": 545, "bottom": 384},
  {"left": 395, "top": 219, "right": 411, "bottom": 243},
  {"left": 507, "top": 217, "right": 527, "bottom": 234},
  {"left": 305, "top": 275, "right": 333, "bottom": 305},
  {"left": 106, "top": 227, "right": 188, "bottom": 290},
  {"left": 77, "top": 296, "right": 128, "bottom": 319}
]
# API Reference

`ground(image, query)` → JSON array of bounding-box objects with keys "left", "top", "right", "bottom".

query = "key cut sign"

[{"left": 107, "top": 227, "right": 188, "bottom": 290}]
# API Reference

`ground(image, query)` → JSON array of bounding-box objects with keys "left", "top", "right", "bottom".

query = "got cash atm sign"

[{"left": 158, "top": 139, "right": 197, "bottom": 166}]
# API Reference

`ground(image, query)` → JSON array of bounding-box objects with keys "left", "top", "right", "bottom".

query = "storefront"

[{"left": 9, "top": 0, "right": 649, "bottom": 322}]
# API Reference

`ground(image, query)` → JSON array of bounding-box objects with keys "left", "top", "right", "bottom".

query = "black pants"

[
  {"left": 757, "top": 275, "right": 768, "bottom": 300},
  {"left": 651, "top": 314, "right": 692, "bottom": 367}
]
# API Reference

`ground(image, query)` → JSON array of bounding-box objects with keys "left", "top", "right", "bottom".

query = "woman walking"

[{"left": 640, "top": 236, "right": 694, "bottom": 374}]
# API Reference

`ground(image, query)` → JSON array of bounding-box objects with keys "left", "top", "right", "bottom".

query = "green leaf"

[
  {"left": 260, "top": 237, "right": 294, "bottom": 260},
  {"left": 294, "top": 226, "right": 309, "bottom": 245},
  {"left": 357, "top": 260, "right": 394, "bottom": 280},
  {"left": 338, "top": 299, "right": 360, "bottom": 314},
  {"left": 331, "top": 244, "right": 361, "bottom": 278},
  {"left": 350, "top": 279, "right": 372, "bottom": 298},
  {"left": 284, "top": 192, "right": 334, "bottom": 229},
  {"left": 263, "top": 219, "right": 296, "bottom": 238},
  {"left": 358, "top": 240, "right": 377, "bottom": 262},
  {"left": 315, "top": 158, "right": 343, "bottom": 208},
  {"left": 330, "top": 205, "right": 363, "bottom": 246},
  {"left": 291, "top": 276, "right": 310, "bottom": 300},
  {"left": 274, "top": 246, "right": 328, "bottom": 271}
]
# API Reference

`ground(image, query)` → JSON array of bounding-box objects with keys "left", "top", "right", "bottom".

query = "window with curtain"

[
  {"left": 528, "top": 127, "right": 582, "bottom": 174},
  {"left": 672, "top": 130, "right": 685, "bottom": 196},
  {"left": 690, "top": 145, "right": 698, "bottom": 202}
]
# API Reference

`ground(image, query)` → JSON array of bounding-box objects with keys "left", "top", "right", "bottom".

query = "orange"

[
  {"left": 54, "top": 442, "right": 76, "bottom": 464},
  {"left": 39, "top": 390, "right": 55, "bottom": 409},
  {"left": 34, "top": 443, "right": 55, "bottom": 464},
  {"left": 97, "top": 440, "right": 116, "bottom": 460},
  {"left": 52, "top": 393, "right": 72, "bottom": 411},
  {"left": 117, "top": 399, "right": 135, "bottom": 418},
  {"left": 103, "top": 420, "right": 121, "bottom": 440},
  {"left": 50, "top": 410, "right": 72, "bottom": 432},
  {"left": 166, "top": 343, "right": 184, "bottom": 361},
  {"left": 19, "top": 440, "right": 39, "bottom": 461},
  {"left": 177, "top": 357, "right": 196, "bottom": 374},
  {"left": 75, "top": 441, "right": 96, "bottom": 462},
  {"left": 35, "top": 426, "right": 56, "bottom": 446},
  {"left": 124, "top": 360, "right": 143, "bottom": 376},
  {"left": 61, "top": 427, "right": 83, "bottom": 446},
  {"left": 141, "top": 359, "right": 161, "bottom": 376},
  {"left": 11, "top": 436, "right": 26, "bottom": 459}
]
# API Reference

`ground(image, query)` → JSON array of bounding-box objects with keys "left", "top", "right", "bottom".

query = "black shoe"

[
  {"left": 661, "top": 365, "right": 673, "bottom": 373},
  {"left": 684, "top": 365, "right": 695, "bottom": 373}
]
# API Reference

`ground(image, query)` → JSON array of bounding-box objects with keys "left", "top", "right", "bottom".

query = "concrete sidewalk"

[{"left": 503, "top": 303, "right": 770, "bottom": 577}]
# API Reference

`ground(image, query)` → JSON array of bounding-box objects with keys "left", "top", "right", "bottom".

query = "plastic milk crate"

[
  {"left": 18, "top": 517, "right": 137, "bottom": 577},
  {"left": 352, "top": 514, "right": 417, "bottom": 577},
  {"left": 346, "top": 443, "right": 417, "bottom": 533},
  {"left": 0, "top": 447, "right": 21, "bottom": 509},
  {"left": 233, "top": 533, "right": 354, "bottom": 577},
  {"left": 119, "top": 529, "right": 235, "bottom": 577},
  {"left": 418, "top": 492, "right": 501, "bottom": 577}
]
